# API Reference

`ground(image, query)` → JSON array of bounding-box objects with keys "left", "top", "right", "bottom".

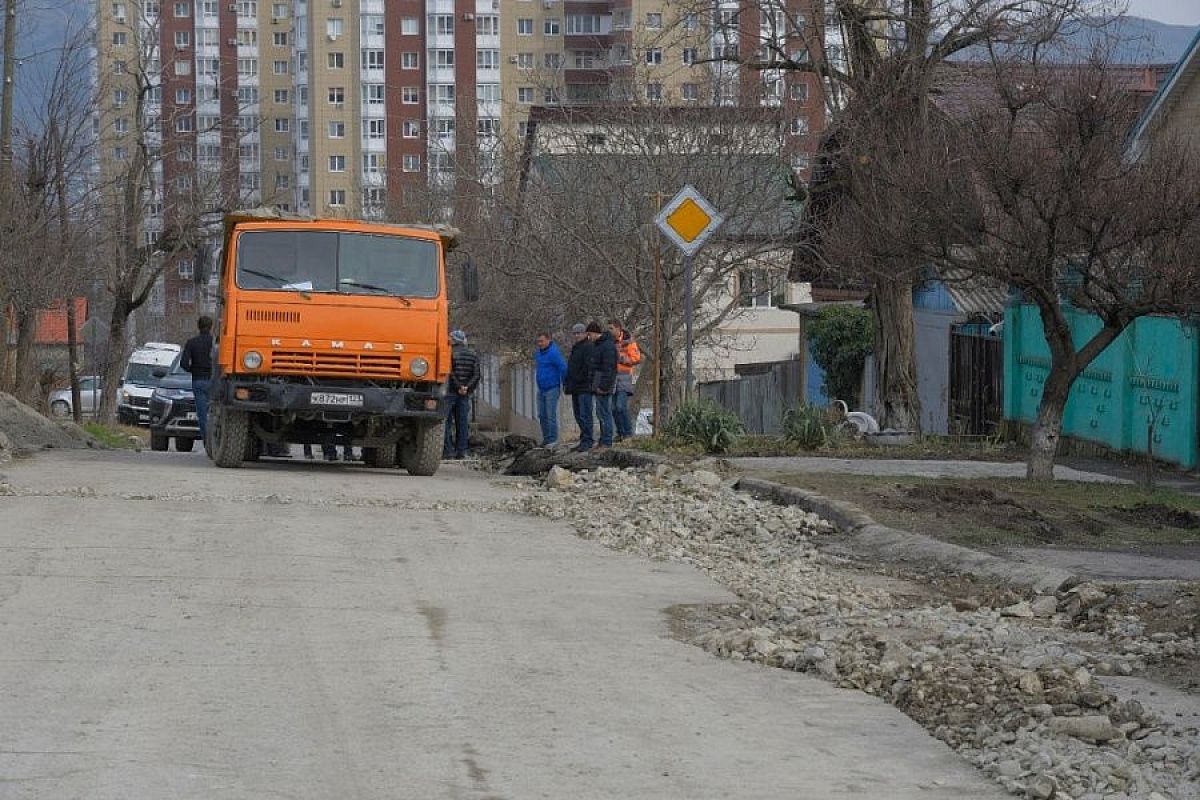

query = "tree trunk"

[
  {"left": 66, "top": 299, "right": 81, "bottom": 424},
  {"left": 99, "top": 298, "right": 130, "bottom": 424},
  {"left": 871, "top": 276, "right": 922, "bottom": 430},
  {"left": 12, "top": 309, "right": 35, "bottom": 403},
  {"left": 1026, "top": 362, "right": 1074, "bottom": 481}
]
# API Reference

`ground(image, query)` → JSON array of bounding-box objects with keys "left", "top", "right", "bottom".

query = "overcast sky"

[{"left": 1124, "top": 0, "right": 1200, "bottom": 26}]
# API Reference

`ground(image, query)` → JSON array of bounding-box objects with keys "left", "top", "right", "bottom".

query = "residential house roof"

[{"left": 1128, "top": 27, "right": 1200, "bottom": 153}]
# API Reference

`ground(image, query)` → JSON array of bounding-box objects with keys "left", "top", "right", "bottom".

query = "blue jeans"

[
  {"left": 537, "top": 386, "right": 561, "bottom": 445},
  {"left": 613, "top": 388, "right": 633, "bottom": 439},
  {"left": 594, "top": 392, "right": 614, "bottom": 447},
  {"left": 572, "top": 393, "right": 594, "bottom": 450},
  {"left": 192, "top": 378, "right": 211, "bottom": 443},
  {"left": 444, "top": 393, "right": 470, "bottom": 456}
]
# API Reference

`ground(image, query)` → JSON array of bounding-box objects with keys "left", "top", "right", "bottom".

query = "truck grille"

[
  {"left": 270, "top": 349, "right": 404, "bottom": 379},
  {"left": 246, "top": 309, "right": 301, "bottom": 324}
]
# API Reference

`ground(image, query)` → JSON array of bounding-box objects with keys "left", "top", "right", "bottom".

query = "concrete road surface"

[{"left": 0, "top": 450, "right": 1005, "bottom": 799}]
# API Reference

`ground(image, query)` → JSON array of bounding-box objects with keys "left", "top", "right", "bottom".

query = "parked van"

[{"left": 118, "top": 342, "right": 182, "bottom": 425}]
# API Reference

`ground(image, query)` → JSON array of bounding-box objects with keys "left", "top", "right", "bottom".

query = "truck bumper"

[{"left": 219, "top": 378, "right": 447, "bottom": 421}]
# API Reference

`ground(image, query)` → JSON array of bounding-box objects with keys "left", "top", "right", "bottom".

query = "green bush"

[
  {"left": 664, "top": 400, "right": 745, "bottom": 454},
  {"left": 781, "top": 404, "right": 830, "bottom": 451},
  {"left": 808, "top": 305, "right": 873, "bottom": 406}
]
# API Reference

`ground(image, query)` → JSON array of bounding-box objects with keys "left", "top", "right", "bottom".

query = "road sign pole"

[{"left": 684, "top": 253, "right": 694, "bottom": 403}]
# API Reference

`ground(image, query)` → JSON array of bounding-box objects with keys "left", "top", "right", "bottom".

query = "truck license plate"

[
  {"left": 311, "top": 392, "right": 364, "bottom": 408},
  {"left": 183, "top": 412, "right": 198, "bottom": 421}
]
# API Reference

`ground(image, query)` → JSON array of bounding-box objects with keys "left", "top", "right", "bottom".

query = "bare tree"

[
  {"left": 697, "top": 0, "right": 1096, "bottom": 429},
  {"left": 897, "top": 57, "right": 1200, "bottom": 479}
]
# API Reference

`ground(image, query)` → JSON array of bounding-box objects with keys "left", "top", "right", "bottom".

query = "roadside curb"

[{"left": 734, "top": 476, "right": 1076, "bottom": 593}]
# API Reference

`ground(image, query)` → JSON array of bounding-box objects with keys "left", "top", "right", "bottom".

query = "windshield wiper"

[
  {"left": 339, "top": 278, "right": 412, "bottom": 306},
  {"left": 241, "top": 267, "right": 291, "bottom": 286}
]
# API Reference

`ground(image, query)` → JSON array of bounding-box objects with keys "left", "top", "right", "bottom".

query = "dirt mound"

[
  {"left": 1115, "top": 502, "right": 1200, "bottom": 530},
  {"left": 897, "top": 483, "right": 1064, "bottom": 542},
  {"left": 0, "top": 392, "right": 97, "bottom": 461},
  {"left": 902, "top": 484, "right": 1000, "bottom": 505}
]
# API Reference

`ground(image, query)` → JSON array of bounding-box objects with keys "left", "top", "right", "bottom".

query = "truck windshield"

[{"left": 235, "top": 230, "right": 439, "bottom": 298}]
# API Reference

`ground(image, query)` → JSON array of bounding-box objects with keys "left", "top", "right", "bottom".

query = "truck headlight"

[
  {"left": 410, "top": 357, "right": 429, "bottom": 377},
  {"left": 243, "top": 351, "right": 263, "bottom": 370},
  {"left": 121, "top": 390, "right": 130, "bottom": 402}
]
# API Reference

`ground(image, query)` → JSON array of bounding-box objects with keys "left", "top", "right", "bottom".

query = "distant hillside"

[{"left": 947, "top": 15, "right": 1196, "bottom": 65}]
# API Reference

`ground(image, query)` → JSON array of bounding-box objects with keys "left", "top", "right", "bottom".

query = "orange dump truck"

[{"left": 205, "top": 209, "right": 456, "bottom": 474}]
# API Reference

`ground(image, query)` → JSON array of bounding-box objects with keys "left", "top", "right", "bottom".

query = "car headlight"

[
  {"left": 243, "top": 350, "right": 263, "bottom": 370},
  {"left": 121, "top": 389, "right": 130, "bottom": 402},
  {"left": 155, "top": 388, "right": 191, "bottom": 401},
  {"left": 410, "top": 357, "right": 429, "bottom": 377}
]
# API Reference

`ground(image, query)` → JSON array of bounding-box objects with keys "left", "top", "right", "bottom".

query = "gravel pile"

[
  {"left": 517, "top": 465, "right": 1200, "bottom": 800},
  {"left": 0, "top": 391, "right": 96, "bottom": 461}
]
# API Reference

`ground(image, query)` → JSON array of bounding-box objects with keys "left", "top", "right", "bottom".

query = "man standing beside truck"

[
  {"left": 444, "top": 329, "right": 480, "bottom": 460},
  {"left": 180, "top": 316, "right": 214, "bottom": 443}
]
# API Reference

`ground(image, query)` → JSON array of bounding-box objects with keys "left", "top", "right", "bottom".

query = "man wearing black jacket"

[
  {"left": 564, "top": 323, "right": 594, "bottom": 452},
  {"left": 588, "top": 321, "right": 618, "bottom": 450},
  {"left": 180, "top": 316, "right": 214, "bottom": 444},
  {"left": 443, "top": 329, "right": 480, "bottom": 459}
]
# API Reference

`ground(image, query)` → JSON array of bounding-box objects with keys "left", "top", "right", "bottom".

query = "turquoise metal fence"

[{"left": 1004, "top": 304, "right": 1200, "bottom": 469}]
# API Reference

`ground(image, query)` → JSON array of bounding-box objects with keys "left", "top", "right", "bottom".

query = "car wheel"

[
  {"left": 150, "top": 431, "right": 169, "bottom": 451},
  {"left": 50, "top": 400, "right": 70, "bottom": 418},
  {"left": 175, "top": 437, "right": 195, "bottom": 452}
]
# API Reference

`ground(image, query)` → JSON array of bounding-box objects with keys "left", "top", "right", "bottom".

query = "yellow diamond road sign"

[{"left": 656, "top": 185, "right": 723, "bottom": 257}]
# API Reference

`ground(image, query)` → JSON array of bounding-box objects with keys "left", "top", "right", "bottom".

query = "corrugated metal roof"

[{"left": 940, "top": 270, "right": 1009, "bottom": 316}]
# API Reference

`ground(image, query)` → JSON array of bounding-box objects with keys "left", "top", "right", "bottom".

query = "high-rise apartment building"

[{"left": 93, "top": 1, "right": 824, "bottom": 331}]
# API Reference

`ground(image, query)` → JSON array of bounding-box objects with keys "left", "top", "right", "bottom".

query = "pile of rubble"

[
  {"left": 516, "top": 465, "right": 1200, "bottom": 800},
  {"left": 0, "top": 391, "right": 96, "bottom": 462}
]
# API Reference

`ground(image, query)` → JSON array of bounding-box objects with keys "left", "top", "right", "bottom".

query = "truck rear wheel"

[
  {"left": 209, "top": 407, "right": 251, "bottom": 468},
  {"left": 363, "top": 443, "right": 397, "bottom": 468},
  {"left": 150, "top": 431, "right": 169, "bottom": 451},
  {"left": 398, "top": 422, "right": 443, "bottom": 476}
]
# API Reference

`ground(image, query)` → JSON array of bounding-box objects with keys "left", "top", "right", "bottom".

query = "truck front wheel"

[
  {"left": 209, "top": 406, "right": 251, "bottom": 468},
  {"left": 398, "top": 422, "right": 443, "bottom": 476}
]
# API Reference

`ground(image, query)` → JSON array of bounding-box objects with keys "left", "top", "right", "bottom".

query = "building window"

[
  {"left": 402, "top": 119, "right": 419, "bottom": 138},
  {"left": 327, "top": 52, "right": 344, "bottom": 69},
  {"left": 273, "top": 59, "right": 288, "bottom": 75},
  {"left": 271, "top": 2, "right": 286, "bottom": 16},
  {"left": 477, "top": 49, "right": 499, "bottom": 70},
  {"left": 326, "top": 18, "right": 343, "bottom": 38},
  {"left": 401, "top": 86, "right": 419, "bottom": 104},
  {"left": 363, "top": 84, "right": 384, "bottom": 105},
  {"left": 738, "top": 269, "right": 786, "bottom": 308},
  {"left": 646, "top": 12, "right": 662, "bottom": 29},
  {"left": 237, "top": 1, "right": 255, "bottom": 16},
  {"left": 174, "top": 30, "right": 190, "bottom": 47},
  {"left": 274, "top": 89, "right": 289, "bottom": 103},
  {"left": 274, "top": 146, "right": 289, "bottom": 160},
  {"left": 365, "top": 119, "right": 385, "bottom": 139},
  {"left": 431, "top": 14, "right": 453, "bottom": 35},
  {"left": 237, "top": 58, "right": 257, "bottom": 76},
  {"left": 175, "top": 88, "right": 193, "bottom": 104},
  {"left": 328, "top": 155, "right": 346, "bottom": 172},
  {"left": 434, "top": 119, "right": 454, "bottom": 139},
  {"left": 275, "top": 174, "right": 290, "bottom": 189},
  {"left": 236, "top": 86, "right": 258, "bottom": 104},
  {"left": 543, "top": 87, "right": 560, "bottom": 104},
  {"left": 113, "top": 89, "right": 129, "bottom": 108},
  {"left": 274, "top": 117, "right": 289, "bottom": 132},
  {"left": 645, "top": 83, "right": 663, "bottom": 101},
  {"left": 434, "top": 84, "right": 455, "bottom": 105},
  {"left": 273, "top": 32, "right": 288, "bottom": 46},
  {"left": 517, "top": 87, "right": 533, "bottom": 104},
  {"left": 327, "top": 87, "right": 344, "bottom": 104},
  {"left": 476, "top": 83, "right": 500, "bottom": 103},
  {"left": 178, "top": 285, "right": 195, "bottom": 304},
  {"left": 682, "top": 47, "right": 697, "bottom": 65},
  {"left": 544, "top": 52, "right": 561, "bottom": 69},
  {"left": 401, "top": 17, "right": 419, "bottom": 35},
  {"left": 517, "top": 52, "right": 534, "bottom": 69},
  {"left": 362, "top": 49, "right": 384, "bottom": 70},
  {"left": 790, "top": 82, "right": 809, "bottom": 103},
  {"left": 682, "top": 83, "right": 700, "bottom": 101},
  {"left": 543, "top": 18, "right": 560, "bottom": 35},
  {"left": 402, "top": 154, "right": 420, "bottom": 172},
  {"left": 178, "top": 259, "right": 194, "bottom": 279},
  {"left": 175, "top": 115, "right": 194, "bottom": 132},
  {"left": 516, "top": 18, "right": 532, "bottom": 36},
  {"left": 113, "top": 60, "right": 127, "bottom": 74},
  {"left": 645, "top": 48, "right": 662, "bottom": 65},
  {"left": 112, "top": 31, "right": 127, "bottom": 46},
  {"left": 113, "top": 117, "right": 130, "bottom": 133},
  {"left": 328, "top": 121, "right": 345, "bottom": 138},
  {"left": 362, "top": 153, "right": 383, "bottom": 173},
  {"left": 477, "top": 118, "right": 498, "bottom": 137},
  {"left": 477, "top": 14, "right": 498, "bottom": 36},
  {"left": 789, "top": 117, "right": 809, "bottom": 137},
  {"left": 362, "top": 15, "right": 384, "bottom": 36},
  {"left": 434, "top": 49, "right": 454, "bottom": 68},
  {"left": 566, "top": 14, "right": 602, "bottom": 34},
  {"left": 401, "top": 51, "right": 419, "bottom": 69},
  {"left": 201, "top": 0, "right": 217, "bottom": 14},
  {"left": 237, "top": 29, "right": 256, "bottom": 46},
  {"left": 328, "top": 189, "right": 346, "bottom": 206}
]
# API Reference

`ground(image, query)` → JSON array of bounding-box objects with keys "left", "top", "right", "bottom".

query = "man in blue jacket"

[{"left": 534, "top": 331, "right": 568, "bottom": 447}]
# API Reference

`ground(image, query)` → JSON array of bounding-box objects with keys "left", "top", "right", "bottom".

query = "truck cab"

[{"left": 205, "top": 210, "right": 454, "bottom": 474}]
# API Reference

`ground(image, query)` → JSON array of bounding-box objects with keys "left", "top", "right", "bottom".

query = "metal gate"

[{"left": 949, "top": 331, "right": 1003, "bottom": 435}]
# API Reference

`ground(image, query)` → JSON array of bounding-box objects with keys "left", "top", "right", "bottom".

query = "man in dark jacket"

[
  {"left": 444, "top": 329, "right": 480, "bottom": 459},
  {"left": 588, "top": 321, "right": 618, "bottom": 450},
  {"left": 180, "top": 316, "right": 214, "bottom": 443},
  {"left": 564, "top": 323, "right": 594, "bottom": 452}
]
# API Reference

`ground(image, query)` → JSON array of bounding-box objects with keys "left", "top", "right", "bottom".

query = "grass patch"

[
  {"left": 760, "top": 471, "right": 1200, "bottom": 549},
  {"left": 629, "top": 433, "right": 1026, "bottom": 461},
  {"left": 83, "top": 422, "right": 144, "bottom": 449}
]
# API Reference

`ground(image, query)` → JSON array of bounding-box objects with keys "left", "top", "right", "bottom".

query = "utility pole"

[
  {"left": 645, "top": 190, "right": 667, "bottom": 433},
  {"left": 0, "top": 0, "right": 15, "bottom": 191},
  {"left": 0, "top": 0, "right": 16, "bottom": 390}
]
